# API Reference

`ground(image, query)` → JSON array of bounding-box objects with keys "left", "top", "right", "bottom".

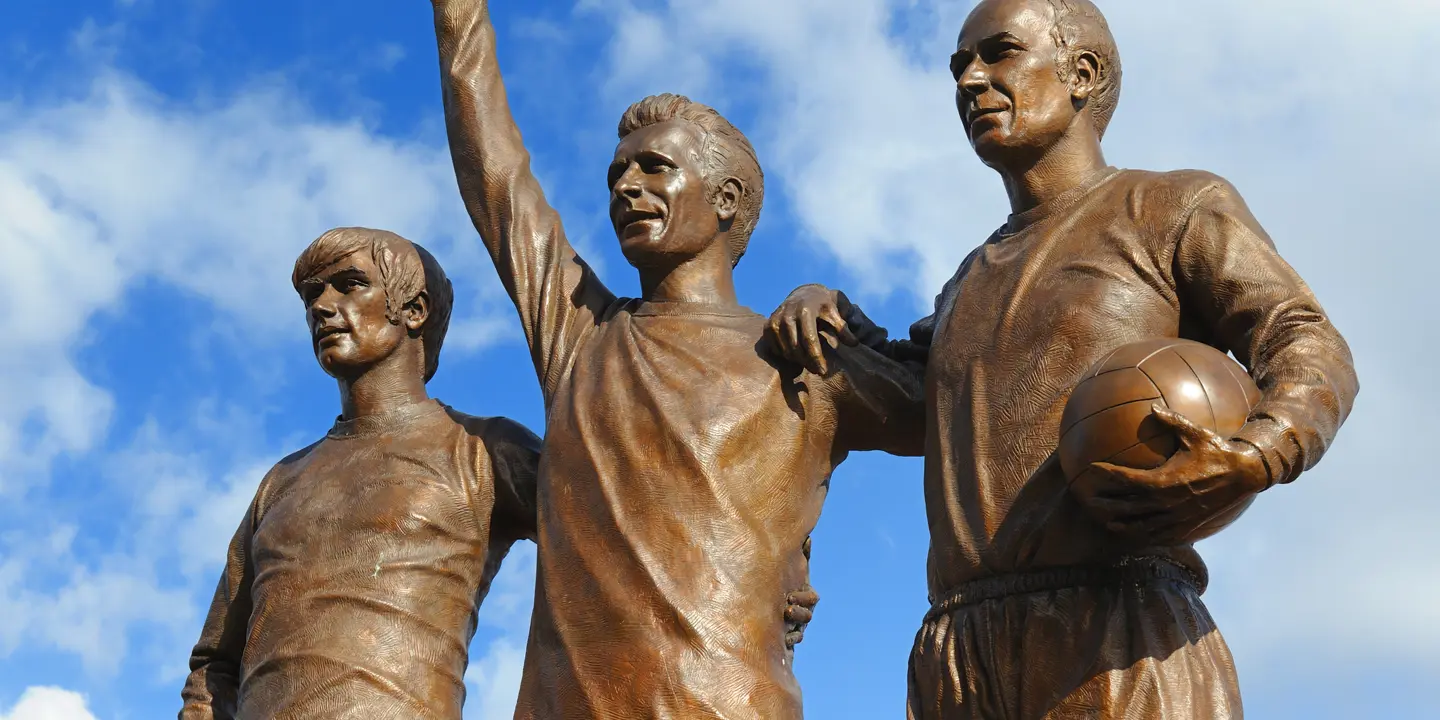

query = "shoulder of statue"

[
  {"left": 1108, "top": 168, "right": 1240, "bottom": 240},
  {"left": 254, "top": 438, "right": 323, "bottom": 516},
  {"left": 1143, "top": 168, "right": 1236, "bottom": 203},
  {"left": 442, "top": 407, "right": 543, "bottom": 458},
  {"left": 267, "top": 439, "right": 323, "bottom": 485}
]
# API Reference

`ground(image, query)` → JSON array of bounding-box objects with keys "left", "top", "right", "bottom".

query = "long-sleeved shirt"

[
  {"left": 178, "top": 400, "right": 540, "bottom": 720},
  {"left": 433, "top": 3, "right": 924, "bottom": 717},
  {"left": 850, "top": 167, "right": 1357, "bottom": 597}
]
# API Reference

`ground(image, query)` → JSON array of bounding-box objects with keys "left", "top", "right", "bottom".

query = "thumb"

[{"left": 1150, "top": 405, "right": 1211, "bottom": 447}]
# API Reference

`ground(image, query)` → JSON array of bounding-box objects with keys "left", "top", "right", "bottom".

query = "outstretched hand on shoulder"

[{"left": 765, "top": 284, "right": 859, "bottom": 375}]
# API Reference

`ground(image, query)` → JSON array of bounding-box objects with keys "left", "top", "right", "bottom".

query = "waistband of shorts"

[{"left": 924, "top": 556, "right": 1203, "bottom": 623}]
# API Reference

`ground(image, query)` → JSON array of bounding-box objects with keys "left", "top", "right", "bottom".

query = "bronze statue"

[
  {"left": 178, "top": 227, "right": 543, "bottom": 719},
  {"left": 768, "top": 0, "right": 1359, "bottom": 717},
  {"left": 428, "top": 0, "right": 922, "bottom": 716}
]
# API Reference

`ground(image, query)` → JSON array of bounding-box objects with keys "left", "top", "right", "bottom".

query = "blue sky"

[{"left": 1, "top": 0, "right": 1437, "bottom": 718}]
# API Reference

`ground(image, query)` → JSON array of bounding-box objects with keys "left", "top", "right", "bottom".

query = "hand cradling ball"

[{"left": 1059, "top": 338, "right": 1263, "bottom": 541}]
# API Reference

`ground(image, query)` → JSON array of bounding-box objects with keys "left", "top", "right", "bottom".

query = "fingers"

[
  {"left": 765, "top": 287, "right": 859, "bottom": 373},
  {"left": 1075, "top": 489, "right": 1176, "bottom": 540},
  {"left": 1085, "top": 461, "right": 1154, "bottom": 489},
  {"left": 784, "top": 628, "right": 805, "bottom": 649},
  {"left": 786, "top": 587, "right": 820, "bottom": 609},
  {"left": 781, "top": 314, "right": 802, "bottom": 365},
  {"left": 820, "top": 305, "right": 859, "bottom": 347},
  {"left": 785, "top": 604, "right": 814, "bottom": 625},
  {"left": 766, "top": 312, "right": 790, "bottom": 356},
  {"left": 1150, "top": 405, "right": 1215, "bottom": 447},
  {"left": 799, "top": 307, "right": 828, "bottom": 375},
  {"left": 1108, "top": 510, "right": 1186, "bottom": 542},
  {"left": 1077, "top": 491, "right": 1157, "bottom": 525}
]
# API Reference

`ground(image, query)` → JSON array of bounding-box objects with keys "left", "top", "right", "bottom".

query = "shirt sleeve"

[
  {"left": 467, "top": 417, "right": 543, "bottom": 610},
  {"left": 434, "top": 0, "right": 616, "bottom": 402},
  {"left": 820, "top": 342, "right": 927, "bottom": 457},
  {"left": 842, "top": 248, "right": 978, "bottom": 368},
  {"left": 1172, "top": 178, "right": 1359, "bottom": 486},
  {"left": 178, "top": 476, "right": 269, "bottom": 720},
  {"left": 484, "top": 418, "right": 543, "bottom": 545}
]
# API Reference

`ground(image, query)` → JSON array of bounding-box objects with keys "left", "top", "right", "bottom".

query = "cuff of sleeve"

[
  {"left": 842, "top": 301, "right": 891, "bottom": 350},
  {"left": 1231, "top": 420, "right": 1297, "bottom": 488}
]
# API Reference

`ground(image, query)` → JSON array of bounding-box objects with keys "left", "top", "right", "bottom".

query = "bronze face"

[
  {"left": 298, "top": 249, "right": 426, "bottom": 380},
  {"left": 608, "top": 119, "right": 736, "bottom": 268},
  {"left": 952, "top": 0, "right": 1096, "bottom": 167}
]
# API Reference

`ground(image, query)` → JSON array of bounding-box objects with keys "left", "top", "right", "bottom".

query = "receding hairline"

[
  {"left": 957, "top": 0, "right": 1111, "bottom": 45},
  {"left": 957, "top": 0, "right": 1057, "bottom": 44}
]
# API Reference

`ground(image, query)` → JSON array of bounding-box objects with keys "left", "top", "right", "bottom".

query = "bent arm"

[
  {"left": 178, "top": 500, "right": 260, "bottom": 720},
  {"left": 841, "top": 297, "right": 932, "bottom": 368},
  {"left": 835, "top": 251, "right": 975, "bottom": 371},
  {"left": 432, "top": 0, "right": 613, "bottom": 395},
  {"left": 825, "top": 342, "right": 927, "bottom": 457},
  {"left": 1174, "top": 180, "right": 1359, "bottom": 487},
  {"left": 487, "top": 418, "right": 543, "bottom": 545}
]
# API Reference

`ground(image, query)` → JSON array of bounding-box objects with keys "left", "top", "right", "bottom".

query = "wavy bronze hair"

[{"left": 292, "top": 227, "right": 454, "bottom": 382}]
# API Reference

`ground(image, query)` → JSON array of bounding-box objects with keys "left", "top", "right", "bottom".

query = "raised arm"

[
  {"left": 178, "top": 496, "right": 260, "bottom": 720},
  {"left": 431, "top": 0, "right": 614, "bottom": 396},
  {"left": 1175, "top": 177, "right": 1359, "bottom": 487}
]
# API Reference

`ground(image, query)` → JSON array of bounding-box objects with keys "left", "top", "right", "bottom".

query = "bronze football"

[{"left": 1060, "top": 338, "right": 1263, "bottom": 541}]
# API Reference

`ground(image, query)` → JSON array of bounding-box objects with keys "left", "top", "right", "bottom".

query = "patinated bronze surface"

[
  {"left": 179, "top": 228, "right": 543, "bottom": 719},
  {"left": 768, "top": 0, "right": 1358, "bottom": 717},
  {"left": 429, "top": 0, "right": 922, "bottom": 716}
]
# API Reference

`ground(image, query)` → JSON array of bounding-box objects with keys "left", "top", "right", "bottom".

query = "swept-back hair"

[
  {"left": 1046, "top": 0, "right": 1122, "bottom": 138},
  {"left": 617, "top": 93, "right": 765, "bottom": 265}
]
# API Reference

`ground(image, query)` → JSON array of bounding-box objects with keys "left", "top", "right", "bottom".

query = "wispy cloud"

[
  {"left": 0, "top": 686, "right": 98, "bottom": 720},
  {"left": 0, "top": 64, "right": 509, "bottom": 493}
]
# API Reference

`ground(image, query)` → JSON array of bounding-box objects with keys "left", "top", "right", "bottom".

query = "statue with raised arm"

[
  {"left": 178, "top": 228, "right": 541, "bottom": 719},
  {"left": 769, "top": 0, "right": 1358, "bottom": 717},
  {"left": 428, "top": 1, "right": 922, "bottom": 717}
]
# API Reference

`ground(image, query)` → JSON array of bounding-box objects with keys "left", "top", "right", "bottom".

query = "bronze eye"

[
  {"left": 949, "top": 51, "right": 972, "bottom": 81},
  {"left": 641, "top": 157, "right": 674, "bottom": 174},
  {"left": 980, "top": 42, "right": 1022, "bottom": 64}
]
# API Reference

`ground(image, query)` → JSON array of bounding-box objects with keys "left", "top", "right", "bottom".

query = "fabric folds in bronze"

[
  {"left": 906, "top": 572, "right": 1241, "bottom": 719},
  {"left": 179, "top": 401, "right": 540, "bottom": 720}
]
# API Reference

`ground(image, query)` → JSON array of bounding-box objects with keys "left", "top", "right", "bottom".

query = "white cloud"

[
  {"left": 0, "top": 64, "right": 506, "bottom": 492},
  {"left": 464, "top": 637, "right": 528, "bottom": 720},
  {"left": 592, "top": 0, "right": 1440, "bottom": 689},
  {"left": 0, "top": 411, "right": 271, "bottom": 678},
  {"left": 0, "top": 687, "right": 97, "bottom": 720},
  {"left": 377, "top": 42, "right": 407, "bottom": 71}
]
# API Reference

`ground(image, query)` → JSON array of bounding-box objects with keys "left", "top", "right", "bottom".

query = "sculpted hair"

[
  {"left": 617, "top": 93, "right": 764, "bottom": 265},
  {"left": 292, "top": 227, "right": 455, "bottom": 382},
  {"left": 1046, "top": 0, "right": 1122, "bottom": 139}
]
